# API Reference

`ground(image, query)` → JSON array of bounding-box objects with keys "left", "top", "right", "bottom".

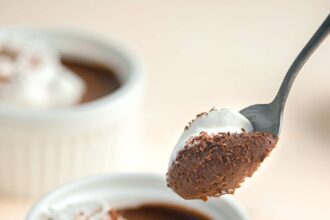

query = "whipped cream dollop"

[
  {"left": 169, "top": 108, "right": 254, "bottom": 164},
  {"left": 0, "top": 36, "right": 85, "bottom": 109},
  {"left": 40, "top": 201, "right": 126, "bottom": 220}
]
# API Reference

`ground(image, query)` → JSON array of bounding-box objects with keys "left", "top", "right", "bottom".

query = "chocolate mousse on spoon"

[{"left": 167, "top": 14, "right": 330, "bottom": 201}]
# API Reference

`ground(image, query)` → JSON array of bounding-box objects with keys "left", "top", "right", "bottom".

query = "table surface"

[{"left": 1, "top": 0, "right": 330, "bottom": 219}]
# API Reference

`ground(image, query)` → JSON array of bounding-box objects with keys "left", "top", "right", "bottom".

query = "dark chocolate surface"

[
  {"left": 61, "top": 57, "right": 121, "bottom": 104},
  {"left": 118, "top": 203, "right": 210, "bottom": 220}
]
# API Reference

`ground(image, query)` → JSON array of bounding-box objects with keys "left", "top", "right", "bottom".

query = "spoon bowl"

[{"left": 240, "top": 102, "right": 280, "bottom": 136}]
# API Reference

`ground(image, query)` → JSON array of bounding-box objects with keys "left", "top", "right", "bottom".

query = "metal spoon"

[{"left": 240, "top": 13, "right": 330, "bottom": 136}]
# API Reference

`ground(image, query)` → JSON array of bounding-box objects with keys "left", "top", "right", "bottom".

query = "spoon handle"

[{"left": 273, "top": 13, "right": 330, "bottom": 110}]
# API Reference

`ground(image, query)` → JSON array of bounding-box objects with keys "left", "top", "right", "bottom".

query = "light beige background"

[{"left": 0, "top": 0, "right": 330, "bottom": 219}]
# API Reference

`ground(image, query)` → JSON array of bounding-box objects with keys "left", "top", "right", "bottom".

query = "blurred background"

[{"left": 0, "top": 0, "right": 329, "bottom": 219}]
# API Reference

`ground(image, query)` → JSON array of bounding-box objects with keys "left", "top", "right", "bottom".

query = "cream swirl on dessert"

[
  {"left": 0, "top": 37, "right": 85, "bottom": 109},
  {"left": 169, "top": 108, "right": 254, "bottom": 165}
]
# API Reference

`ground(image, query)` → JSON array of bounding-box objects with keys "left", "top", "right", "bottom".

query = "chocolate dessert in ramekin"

[{"left": 0, "top": 29, "right": 143, "bottom": 197}]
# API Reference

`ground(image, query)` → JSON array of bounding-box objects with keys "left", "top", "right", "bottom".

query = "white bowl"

[
  {"left": 26, "top": 174, "right": 251, "bottom": 220},
  {"left": 0, "top": 28, "right": 144, "bottom": 197}
]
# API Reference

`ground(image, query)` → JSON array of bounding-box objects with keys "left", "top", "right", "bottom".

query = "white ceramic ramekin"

[
  {"left": 0, "top": 28, "right": 144, "bottom": 197},
  {"left": 26, "top": 174, "right": 250, "bottom": 220}
]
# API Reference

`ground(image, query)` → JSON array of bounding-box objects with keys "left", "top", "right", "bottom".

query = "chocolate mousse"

[
  {"left": 0, "top": 39, "right": 121, "bottom": 109},
  {"left": 167, "top": 131, "right": 278, "bottom": 200},
  {"left": 61, "top": 57, "right": 121, "bottom": 104}
]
